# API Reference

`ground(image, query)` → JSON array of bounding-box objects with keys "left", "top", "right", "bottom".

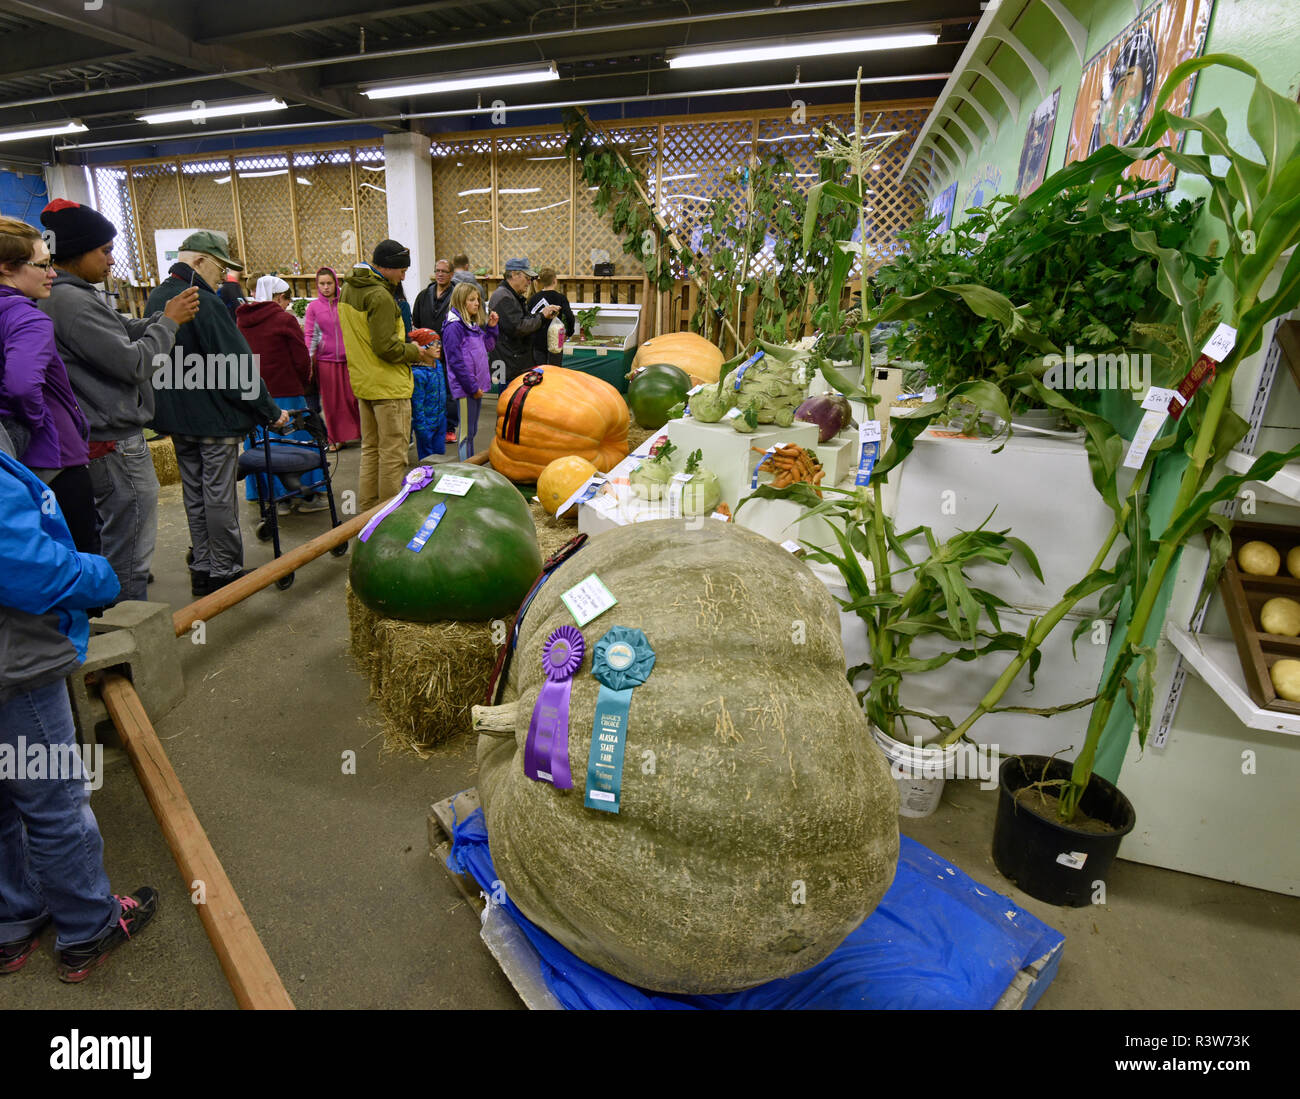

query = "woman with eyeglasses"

[{"left": 0, "top": 217, "right": 98, "bottom": 555}]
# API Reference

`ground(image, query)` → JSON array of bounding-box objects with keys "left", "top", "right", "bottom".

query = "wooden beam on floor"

[{"left": 99, "top": 671, "right": 295, "bottom": 1010}]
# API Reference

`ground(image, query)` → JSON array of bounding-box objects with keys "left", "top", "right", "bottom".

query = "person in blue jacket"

[{"left": 0, "top": 424, "right": 158, "bottom": 983}]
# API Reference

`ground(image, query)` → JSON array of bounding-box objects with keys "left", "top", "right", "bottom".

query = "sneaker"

[
  {"left": 276, "top": 502, "right": 292, "bottom": 516},
  {"left": 445, "top": 431, "right": 457, "bottom": 444},
  {"left": 190, "top": 570, "right": 210, "bottom": 597},
  {"left": 0, "top": 916, "right": 51, "bottom": 975},
  {"left": 207, "top": 570, "right": 251, "bottom": 592},
  {"left": 294, "top": 497, "right": 329, "bottom": 513},
  {"left": 57, "top": 888, "right": 159, "bottom": 984}
]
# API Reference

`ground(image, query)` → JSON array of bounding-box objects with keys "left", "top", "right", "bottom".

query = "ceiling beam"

[
  {"left": 0, "top": 0, "right": 397, "bottom": 129},
  {"left": 0, "top": 28, "right": 137, "bottom": 84}
]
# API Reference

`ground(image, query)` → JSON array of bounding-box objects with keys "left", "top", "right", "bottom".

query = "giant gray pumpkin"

[{"left": 476, "top": 519, "right": 899, "bottom": 993}]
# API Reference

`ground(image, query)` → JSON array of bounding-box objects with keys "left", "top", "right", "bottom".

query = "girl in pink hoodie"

[{"left": 303, "top": 266, "right": 360, "bottom": 448}]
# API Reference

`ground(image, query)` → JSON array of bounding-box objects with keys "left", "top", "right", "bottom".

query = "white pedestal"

[{"left": 664, "top": 416, "right": 820, "bottom": 513}]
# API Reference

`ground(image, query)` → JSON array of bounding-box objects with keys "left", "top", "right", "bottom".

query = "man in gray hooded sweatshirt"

[{"left": 38, "top": 199, "right": 198, "bottom": 602}]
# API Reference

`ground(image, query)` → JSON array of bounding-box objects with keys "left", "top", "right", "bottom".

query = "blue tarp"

[{"left": 447, "top": 804, "right": 1065, "bottom": 1010}]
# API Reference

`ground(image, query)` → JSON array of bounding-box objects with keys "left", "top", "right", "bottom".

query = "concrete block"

[{"left": 68, "top": 601, "right": 183, "bottom": 746}]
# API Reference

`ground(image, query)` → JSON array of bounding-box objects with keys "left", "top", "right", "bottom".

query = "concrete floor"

[{"left": 7, "top": 417, "right": 1299, "bottom": 1010}]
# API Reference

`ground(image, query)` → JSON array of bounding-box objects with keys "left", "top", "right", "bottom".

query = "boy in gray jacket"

[{"left": 38, "top": 200, "right": 199, "bottom": 602}]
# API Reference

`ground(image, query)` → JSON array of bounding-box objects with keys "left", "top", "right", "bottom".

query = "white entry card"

[
  {"left": 561, "top": 574, "right": 618, "bottom": 627},
  {"left": 1201, "top": 323, "right": 1237, "bottom": 363},
  {"left": 859, "top": 420, "right": 882, "bottom": 443},
  {"left": 433, "top": 474, "right": 474, "bottom": 496}
]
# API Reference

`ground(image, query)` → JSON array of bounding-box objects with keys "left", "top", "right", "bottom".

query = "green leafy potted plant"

[{"left": 575, "top": 305, "right": 602, "bottom": 342}]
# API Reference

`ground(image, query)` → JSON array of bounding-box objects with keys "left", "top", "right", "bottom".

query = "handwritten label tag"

[
  {"left": 668, "top": 472, "right": 692, "bottom": 518},
  {"left": 561, "top": 574, "right": 618, "bottom": 627},
  {"left": 922, "top": 386, "right": 938, "bottom": 402},
  {"left": 724, "top": 406, "right": 744, "bottom": 420},
  {"left": 433, "top": 474, "right": 474, "bottom": 496},
  {"left": 595, "top": 347, "right": 608, "bottom": 357},
  {"left": 859, "top": 420, "right": 882, "bottom": 444},
  {"left": 1201, "top": 323, "right": 1237, "bottom": 363},
  {"left": 1140, "top": 387, "right": 1179, "bottom": 413}
]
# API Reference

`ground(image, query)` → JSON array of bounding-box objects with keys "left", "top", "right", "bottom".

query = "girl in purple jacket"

[
  {"left": 441, "top": 282, "right": 499, "bottom": 460},
  {"left": 303, "top": 266, "right": 361, "bottom": 449},
  {"left": 0, "top": 217, "right": 97, "bottom": 554}
]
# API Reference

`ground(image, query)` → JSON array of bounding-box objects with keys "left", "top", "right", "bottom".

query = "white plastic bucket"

[{"left": 870, "top": 724, "right": 958, "bottom": 818}]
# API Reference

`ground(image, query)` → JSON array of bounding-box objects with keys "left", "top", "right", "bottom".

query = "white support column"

[
  {"left": 382, "top": 130, "right": 435, "bottom": 307},
  {"left": 44, "top": 160, "right": 94, "bottom": 206}
]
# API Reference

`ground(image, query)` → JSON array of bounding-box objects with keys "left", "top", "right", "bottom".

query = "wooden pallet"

[{"left": 429, "top": 788, "right": 1059, "bottom": 1010}]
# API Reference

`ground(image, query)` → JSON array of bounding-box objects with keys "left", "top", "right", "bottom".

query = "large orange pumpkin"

[
  {"left": 489, "top": 367, "right": 629, "bottom": 483},
  {"left": 630, "top": 332, "right": 726, "bottom": 385}
]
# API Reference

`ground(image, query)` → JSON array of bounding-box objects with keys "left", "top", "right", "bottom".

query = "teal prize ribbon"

[{"left": 584, "top": 627, "right": 655, "bottom": 814}]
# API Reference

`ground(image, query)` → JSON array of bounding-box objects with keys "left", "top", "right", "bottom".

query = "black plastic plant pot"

[{"left": 992, "top": 755, "right": 1137, "bottom": 908}]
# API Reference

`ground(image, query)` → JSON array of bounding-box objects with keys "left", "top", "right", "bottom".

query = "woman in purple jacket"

[
  {"left": 441, "top": 282, "right": 499, "bottom": 460},
  {"left": 0, "top": 217, "right": 97, "bottom": 554}
]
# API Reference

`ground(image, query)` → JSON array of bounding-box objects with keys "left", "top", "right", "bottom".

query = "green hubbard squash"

[
  {"left": 476, "top": 519, "right": 899, "bottom": 993},
  {"left": 349, "top": 462, "right": 541, "bottom": 622},
  {"left": 626, "top": 362, "right": 691, "bottom": 430}
]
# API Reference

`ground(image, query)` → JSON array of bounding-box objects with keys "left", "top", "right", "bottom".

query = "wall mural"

[
  {"left": 964, "top": 164, "right": 1003, "bottom": 212},
  {"left": 1064, "top": 0, "right": 1214, "bottom": 193},
  {"left": 1016, "top": 88, "right": 1060, "bottom": 199},
  {"left": 928, "top": 181, "right": 957, "bottom": 234}
]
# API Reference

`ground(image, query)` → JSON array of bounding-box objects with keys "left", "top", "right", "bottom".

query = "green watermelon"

[
  {"left": 627, "top": 363, "right": 691, "bottom": 430},
  {"left": 349, "top": 462, "right": 542, "bottom": 622}
]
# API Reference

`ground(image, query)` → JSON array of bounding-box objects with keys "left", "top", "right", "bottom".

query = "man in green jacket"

[
  {"left": 339, "top": 239, "right": 438, "bottom": 511},
  {"left": 146, "top": 230, "right": 288, "bottom": 595}
]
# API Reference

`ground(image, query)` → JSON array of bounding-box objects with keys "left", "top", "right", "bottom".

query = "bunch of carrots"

[{"left": 753, "top": 444, "right": 824, "bottom": 496}]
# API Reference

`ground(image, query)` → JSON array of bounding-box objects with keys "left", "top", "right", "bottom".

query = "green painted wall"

[{"left": 931, "top": 0, "right": 1300, "bottom": 223}]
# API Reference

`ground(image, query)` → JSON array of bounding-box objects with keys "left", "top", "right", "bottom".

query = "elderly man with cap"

[
  {"left": 145, "top": 230, "right": 288, "bottom": 596},
  {"left": 338, "top": 239, "right": 438, "bottom": 511},
  {"left": 37, "top": 199, "right": 200, "bottom": 603},
  {"left": 488, "top": 257, "right": 560, "bottom": 386}
]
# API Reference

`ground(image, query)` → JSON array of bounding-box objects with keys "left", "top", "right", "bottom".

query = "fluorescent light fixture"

[
  {"left": 526, "top": 155, "right": 567, "bottom": 161},
  {"left": 462, "top": 219, "right": 491, "bottom": 224},
  {"left": 500, "top": 225, "right": 528, "bottom": 231},
  {"left": 360, "top": 182, "right": 387, "bottom": 193},
  {"left": 458, "top": 187, "right": 491, "bottom": 196},
  {"left": 663, "top": 194, "right": 711, "bottom": 202},
  {"left": 661, "top": 173, "right": 699, "bottom": 182},
  {"left": 360, "top": 164, "right": 385, "bottom": 172},
  {"left": 363, "top": 64, "right": 558, "bottom": 99},
  {"left": 138, "top": 97, "right": 287, "bottom": 125},
  {"left": 0, "top": 119, "right": 88, "bottom": 143},
  {"left": 667, "top": 32, "right": 938, "bottom": 69},
  {"left": 458, "top": 208, "right": 469, "bottom": 214},
  {"left": 499, "top": 188, "right": 541, "bottom": 195}
]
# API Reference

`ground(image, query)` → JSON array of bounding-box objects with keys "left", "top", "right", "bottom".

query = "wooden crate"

[{"left": 1218, "top": 519, "right": 1300, "bottom": 714}]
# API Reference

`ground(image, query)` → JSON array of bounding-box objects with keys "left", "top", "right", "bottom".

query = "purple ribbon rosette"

[
  {"left": 524, "top": 626, "right": 586, "bottom": 788},
  {"left": 358, "top": 465, "right": 436, "bottom": 542}
]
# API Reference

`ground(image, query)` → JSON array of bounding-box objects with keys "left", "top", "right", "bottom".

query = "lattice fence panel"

[
  {"left": 292, "top": 149, "right": 358, "bottom": 274},
  {"left": 494, "top": 132, "right": 570, "bottom": 275},
  {"left": 845, "top": 106, "right": 929, "bottom": 277},
  {"left": 573, "top": 125, "right": 656, "bottom": 276},
  {"left": 91, "top": 167, "right": 139, "bottom": 283},
  {"left": 180, "top": 158, "right": 238, "bottom": 262},
  {"left": 659, "top": 119, "right": 752, "bottom": 276},
  {"left": 130, "top": 163, "right": 182, "bottom": 283},
  {"left": 430, "top": 137, "right": 493, "bottom": 276},
  {"left": 354, "top": 146, "right": 389, "bottom": 261},
  {"left": 232, "top": 153, "right": 296, "bottom": 277}
]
